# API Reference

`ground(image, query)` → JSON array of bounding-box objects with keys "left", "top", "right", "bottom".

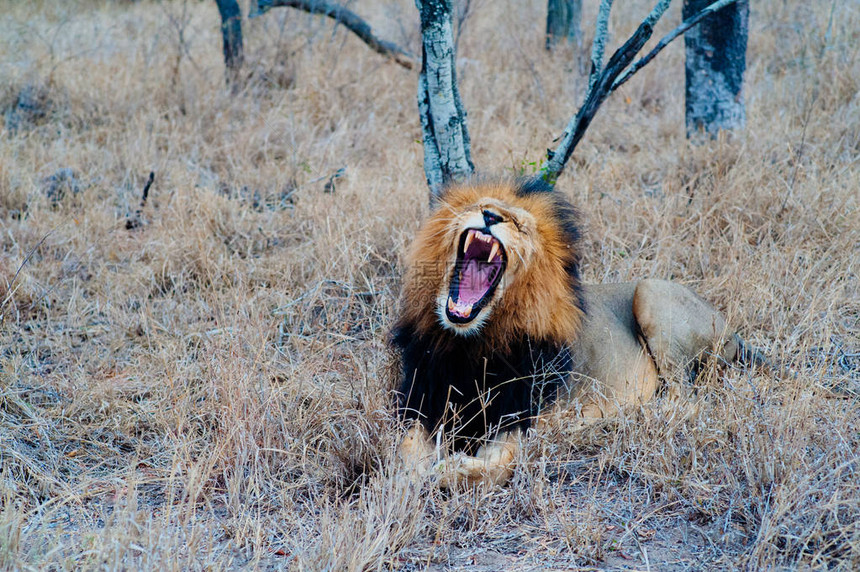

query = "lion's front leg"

[
  {"left": 435, "top": 430, "right": 521, "bottom": 488},
  {"left": 397, "top": 423, "right": 436, "bottom": 482},
  {"left": 397, "top": 424, "right": 522, "bottom": 487}
]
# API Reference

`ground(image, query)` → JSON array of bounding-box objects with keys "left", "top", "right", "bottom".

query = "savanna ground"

[{"left": 1, "top": 0, "right": 858, "bottom": 569}]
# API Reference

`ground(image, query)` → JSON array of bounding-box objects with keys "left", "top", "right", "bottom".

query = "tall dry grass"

[{"left": 0, "top": 0, "right": 858, "bottom": 569}]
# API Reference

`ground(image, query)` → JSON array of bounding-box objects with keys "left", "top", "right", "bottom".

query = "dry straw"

[{"left": 0, "top": 0, "right": 857, "bottom": 569}]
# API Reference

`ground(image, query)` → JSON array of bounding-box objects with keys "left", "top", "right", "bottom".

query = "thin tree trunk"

[
  {"left": 546, "top": 0, "right": 582, "bottom": 50},
  {"left": 683, "top": 0, "right": 748, "bottom": 138},
  {"left": 215, "top": 0, "right": 244, "bottom": 89},
  {"left": 416, "top": 0, "right": 474, "bottom": 202}
]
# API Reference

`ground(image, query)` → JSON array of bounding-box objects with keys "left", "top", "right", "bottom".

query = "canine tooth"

[
  {"left": 488, "top": 242, "right": 499, "bottom": 263},
  {"left": 464, "top": 230, "right": 475, "bottom": 253},
  {"left": 464, "top": 303, "right": 473, "bottom": 315},
  {"left": 447, "top": 297, "right": 455, "bottom": 311}
]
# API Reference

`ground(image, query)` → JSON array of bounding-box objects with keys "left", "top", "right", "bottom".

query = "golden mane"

[{"left": 396, "top": 180, "right": 583, "bottom": 349}]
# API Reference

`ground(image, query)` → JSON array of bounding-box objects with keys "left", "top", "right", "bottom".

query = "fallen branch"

[
  {"left": 612, "top": 0, "right": 741, "bottom": 91},
  {"left": 252, "top": 0, "right": 416, "bottom": 70}
]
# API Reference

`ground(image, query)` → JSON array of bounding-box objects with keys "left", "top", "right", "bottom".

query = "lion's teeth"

[
  {"left": 488, "top": 242, "right": 499, "bottom": 263},
  {"left": 463, "top": 303, "right": 473, "bottom": 315},
  {"left": 464, "top": 230, "right": 475, "bottom": 253},
  {"left": 447, "top": 297, "right": 455, "bottom": 311}
]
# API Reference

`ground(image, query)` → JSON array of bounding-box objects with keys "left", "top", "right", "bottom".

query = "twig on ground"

[
  {"left": 1, "top": 231, "right": 55, "bottom": 319},
  {"left": 126, "top": 172, "right": 155, "bottom": 230},
  {"left": 323, "top": 167, "right": 346, "bottom": 193}
]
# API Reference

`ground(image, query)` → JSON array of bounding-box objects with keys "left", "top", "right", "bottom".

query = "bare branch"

[
  {"left": 588, "top": 0, "right": 614, "bottom": 90},
  {"left": 612, "top": 0, "right": 741, "bottom": 91},
  {"left": 544, "top": 0, "right": 671, "bottom": 183},
  {"left": 454, "top": 0, "right": 474, "bottom": 52},
  {"left": 253, "top": 0, "right": 416, "bottom": 70}
]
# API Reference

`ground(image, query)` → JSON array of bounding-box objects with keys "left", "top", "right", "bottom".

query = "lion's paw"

[{"left": 433, "top": 454, "right": 489, "bottom": 489}]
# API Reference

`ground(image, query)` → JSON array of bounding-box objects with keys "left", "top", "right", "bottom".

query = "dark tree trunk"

[
  {"left": 215, "top": 0, "right": 244, "bottom": 89},
  {"left": 546, "top": 0, "right": 582, "bottom": 50},
  {"left": 416, "top": 0, "right": 474, "bottom": 201},
  {"left": 683, "top": 0, "right": 748, "bottom": 138}
]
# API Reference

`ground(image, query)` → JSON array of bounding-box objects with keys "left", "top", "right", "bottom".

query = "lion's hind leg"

[{"left": 632, "top": 279, "right": 742, "bottom": 384}]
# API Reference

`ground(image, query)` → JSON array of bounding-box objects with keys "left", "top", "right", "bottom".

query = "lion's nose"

[{"left": 482, "top": 210, "right": 503, "bottom": 227}]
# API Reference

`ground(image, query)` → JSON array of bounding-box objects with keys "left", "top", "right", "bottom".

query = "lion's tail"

[{"left": 734, "top": 334, "right": 796, "bottom": 379}]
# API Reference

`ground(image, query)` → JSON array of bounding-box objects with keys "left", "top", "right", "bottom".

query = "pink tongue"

[{"left": 458, "top": 259, "right": 491, "bottom": 305}]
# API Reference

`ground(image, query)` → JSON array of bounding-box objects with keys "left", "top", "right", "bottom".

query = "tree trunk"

[
  {"left": 683, "top": 0, "right": 748, "bottom": 138},
  {"left": 416, "top": 0, "right": 474, "bottom": 201},
  {"left": 546, "top": 0, "right": 582, "bottom": 50},
  {"left": 215, "top": 0, "right": 244, "bottom": 89}
]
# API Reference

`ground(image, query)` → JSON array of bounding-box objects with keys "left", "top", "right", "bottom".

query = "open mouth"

[{"left": 446, "top": 228, "right": 507, "bottom": 324}]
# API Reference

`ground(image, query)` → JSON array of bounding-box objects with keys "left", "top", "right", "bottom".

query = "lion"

[{"left": 392, "top": 178, "right": 761, "bottom": 488}]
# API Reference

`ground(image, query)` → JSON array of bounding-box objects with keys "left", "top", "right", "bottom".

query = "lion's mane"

[{"left": 392, "top": 178, "right": 584, "bottom": 450}]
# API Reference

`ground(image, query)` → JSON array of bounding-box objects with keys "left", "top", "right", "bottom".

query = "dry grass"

[{"left": 0, "top": 0, "right": 858, "bottom": 569}]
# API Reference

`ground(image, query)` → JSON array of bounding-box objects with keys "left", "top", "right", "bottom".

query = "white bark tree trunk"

[
  {"left": 416, "top": 0, "right": 474, "bottom": 201},
  {"left": 683, "top": 0, "right": 749, "bottom": 138}
]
